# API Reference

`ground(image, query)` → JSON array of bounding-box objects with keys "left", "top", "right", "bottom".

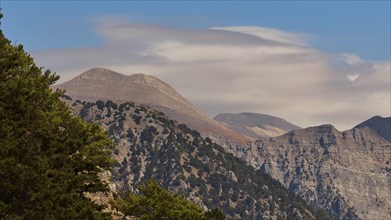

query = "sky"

[{"left": 1, "top": 1, "right": 390, "bottom": 130}]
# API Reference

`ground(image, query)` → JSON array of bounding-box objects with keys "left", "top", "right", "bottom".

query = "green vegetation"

[
  {"left": 140, "top": 126, "right": 158, "bottom": 144},
  {"left": 80, "top": 100, "right": 331, "bottom": 219},
  {"left": 119, "top": 179, "right": 224, "bottom": 220},
  {"left": 0, "top": 15, "right": 113, "bottom": 219}
]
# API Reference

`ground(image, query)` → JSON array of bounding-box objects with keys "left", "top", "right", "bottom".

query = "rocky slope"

[
  {"left": 56, "top": 68, "right": 390, "bottom": 219},
  {"left": 354, "top": 115, "right": 391, "bottom": 143},
  {"left": 54, "top": 68, "right": 248, "bottom": 143},
  {"left": 224, "top": 124, "right": 391, "bottom": 219},
  {"left": 72, "top": 99, "right": 330, "bottom": 220},
  {"left": 214, "top": 112, "right": 301, "bottom": 140}
]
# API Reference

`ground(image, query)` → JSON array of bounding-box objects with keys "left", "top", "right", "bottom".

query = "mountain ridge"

[
  {"left": 223, "top": 121, "right": 391, "bottom": 219},
  {"left": 73, "top": 99, "right": 331, "bottom": 219},
  {"left": 214, "top": 112, "right": 301, "bottom": 140},
  {"left": 55, "top": 67, "right": 390, "bottom": 219},
  {"left": 354, "top": 115, "right": 391, "bottom": 142},
  {"left": 54, "top": 67, "right": 249, "bottom": 143}
]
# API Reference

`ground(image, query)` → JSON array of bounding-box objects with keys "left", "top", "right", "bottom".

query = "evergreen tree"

[
  {"left": 0, "top": 14, "right": 113, "bottom": 219},
  {"left": 119, "top": 179, "right": 225, "bottom": 220}
]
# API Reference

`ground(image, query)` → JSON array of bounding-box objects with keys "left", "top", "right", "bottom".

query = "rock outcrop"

[{"left": 224, "top": 124, "right": 391, "bottom": 219}]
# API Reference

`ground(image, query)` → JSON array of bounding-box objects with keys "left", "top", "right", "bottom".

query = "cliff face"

[
  {"left": 224, "top": 124, "right": 391, "bottom": 219},
  {"left": 73, "top": 100, "right": 330, "bottom": 220}
]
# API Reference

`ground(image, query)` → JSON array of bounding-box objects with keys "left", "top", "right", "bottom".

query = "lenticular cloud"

[{"left": 33, "top": 19, "right": 390, "bottom": 130}]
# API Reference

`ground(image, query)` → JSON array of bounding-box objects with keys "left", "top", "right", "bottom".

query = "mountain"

[
  {"left": 55, "top": 67, "right": 389, "bottom": 219},
  {"left": 214, "top": 112, "right": 301, "bottom": 140},
  {"left": 54, "top": 68, "right": 248, "bottom": 143},
  {"left": 225, "top": 124, "right": 391, "bottom": 219},
  {"left": 72, "top": 99, "right": 330, "bottom": 219},
  {"left": 354, "top": 115, "right": 391, "bottom": 142}
]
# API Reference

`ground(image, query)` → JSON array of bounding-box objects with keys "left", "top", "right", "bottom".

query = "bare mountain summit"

[
  {"left": 214, "top": 112, "right": 301, "bottom": 140},
  {"left": 54, "top": 68, "right": 248, "bottom": 143},
  {"left": 354, "top": 115, "right": 391, "bottom": 142}
]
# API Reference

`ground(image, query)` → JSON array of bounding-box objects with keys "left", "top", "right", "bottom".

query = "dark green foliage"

[
  {"left": 105, "top": 108, "right": 112, "bottom": 117},
  {"left": 178, "top": 123, "right": 191, "bottom": 133},
  {"left": 119, "top": 102, "right": 134, "bottom": 112},
  {"left": 139, "top": 106, "right": 147, "bottom": 112},
  {"left": 0, "top": 24, "right": 113, "bottom": 218},
  {"left": 132, "top": 114, "right": 142, "bottom": 125},
  {"left": 114, "top": 148, "right": 120, "bottom": 155},
  {"left": 157, "top": 115, "right": 171, "bottom": 125},
  {"left": 126, "top": 128, "right": 134, "bottom": 140},
  {"left": 96, "top": 100, "right": 105, "bottom": 110},
  {"left": 140, "top": 126, "right": 158, "bottom": 144},
  {"left": 162, "top": 127, "right": 170, "bottom": 135},
  {"left": 105, "top": 100, "right": 118, "bottom": 109},
  {"left": 119, "top": 179, "right": 225, "bottom": 220},
  {"left": 60, "top": 94, "right": 72, "bottom": 100},
  {"left": 190, "top": 129, "right": 201, "bottom": 138}
]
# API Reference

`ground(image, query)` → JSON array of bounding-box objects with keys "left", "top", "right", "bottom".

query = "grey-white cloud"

[{"left": 33, "top": 19, "right": 390, "bottom": 130}]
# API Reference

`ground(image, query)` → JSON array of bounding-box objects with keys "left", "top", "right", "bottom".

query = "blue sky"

[
  {"left": 1, "top": 1, "right": 390, "bottom": 129},
  {"left": 2, "top": 1, "right": 390, "bottom": 60}
]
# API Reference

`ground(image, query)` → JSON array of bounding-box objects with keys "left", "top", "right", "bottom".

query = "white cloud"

[
  {"left": 33, "top": 19, "right": 391, "bottom": 130},
  {"left": 211, "top": 26, "right": 312, "bottom": 46},
  {"left": 346, "top": 73, "right": 360, "bottom": 83},
  {"left": 342, "top": 53, "right": 364, "bottom": 65}
]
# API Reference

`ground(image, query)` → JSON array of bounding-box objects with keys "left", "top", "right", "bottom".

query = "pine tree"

[{"left": 0, "top": 14, "right": 113, "bottom": 219}]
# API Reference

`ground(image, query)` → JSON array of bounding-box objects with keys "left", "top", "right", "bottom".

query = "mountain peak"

[
  {"left": 78, "top": 67, "right": 124, "bottom": 80},
  {"left": 58, "top": 68, "right": 188, "bottom": 106},
  {"left": 292, "top": 124, "right": 340, "bottom": 135},
  {"left": 278, "top": 124, "right": 339, "bottom": 143},
  {"left": 354, "top": 115, "right": 391, "bottom": 142},
  {"left": 54, "top": 68, "right": 249, "bottom": 143},
  {"left": 299, "top": 124, "right": 339, "bottom": 135},
  {"left": 74, "top": 68, "right": 161, "bottom": 87}
]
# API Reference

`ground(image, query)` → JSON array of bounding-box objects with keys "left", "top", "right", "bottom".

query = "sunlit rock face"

[{"left": 224, "top": 124, "right": 390, "bottom": 219}]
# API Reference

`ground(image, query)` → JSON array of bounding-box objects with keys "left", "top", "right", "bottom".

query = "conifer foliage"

[
  {"left": 119, "top": 179, "right": 225, "bottom": 220},
  {"left": 0, "top": 14, "right": 113, "bottom": 219}
]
